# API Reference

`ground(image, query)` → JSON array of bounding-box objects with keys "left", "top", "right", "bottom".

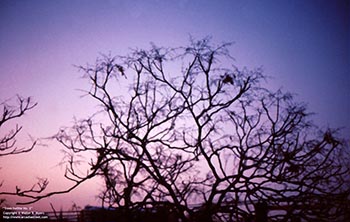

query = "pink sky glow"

[{"left": 0, "top": 0, "right": 349, "bottom": 211}]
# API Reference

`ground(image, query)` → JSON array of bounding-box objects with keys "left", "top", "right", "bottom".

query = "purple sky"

[{"left": 0, "top": 0, "right": 349, "bottom": 211}]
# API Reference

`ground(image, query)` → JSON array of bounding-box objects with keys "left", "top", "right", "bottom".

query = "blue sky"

[{"left": 0, "top": 0, "right": 349, "bottom": 210}]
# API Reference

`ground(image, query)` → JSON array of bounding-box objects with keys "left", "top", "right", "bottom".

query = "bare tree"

[
  {"left": 9, "top": 39, "right": 350, "bottom": 221},
  {"left": 0, "top": 96, "right": 37, "bottom": 204}
]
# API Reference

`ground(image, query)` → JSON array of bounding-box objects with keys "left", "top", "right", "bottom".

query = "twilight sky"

[{"left": 0, "top": 0, "right": 349, "bottom": 211}]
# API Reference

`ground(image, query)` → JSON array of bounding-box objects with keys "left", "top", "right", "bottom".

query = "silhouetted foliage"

[{"left": 10, "top": 39, "right": 350, "bottom": 221}]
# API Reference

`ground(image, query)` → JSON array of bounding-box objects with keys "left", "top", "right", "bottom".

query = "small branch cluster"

[
  {"left": 0, "top": 95, "right": 37, "bottom": 205},
  {"left": 0, "top": 96, "right": 37, "bottom": 157}
]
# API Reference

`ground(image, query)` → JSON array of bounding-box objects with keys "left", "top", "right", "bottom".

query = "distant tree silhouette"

[
  {"left": 10, "top": 38, "right": 350, "bottom": 221},
  {"left": 0, "top": 96, "right": 37, "bottom": 205}
]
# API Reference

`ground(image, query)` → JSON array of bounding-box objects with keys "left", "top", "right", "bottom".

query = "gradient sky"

[{"left": 0, "top": 0, "right": 349, "bottom": 211}]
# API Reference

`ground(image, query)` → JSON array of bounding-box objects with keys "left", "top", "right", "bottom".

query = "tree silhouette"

[
  {"left": 0, "top": 96, "right": 37, "bottom": 205},
  {"left": 9, "top": 39, "right": 350, "bottom": 221}
]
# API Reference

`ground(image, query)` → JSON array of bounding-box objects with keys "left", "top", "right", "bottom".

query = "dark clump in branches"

[{"left": 9, "top": 38, "right": 350, "bottom": 221}]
